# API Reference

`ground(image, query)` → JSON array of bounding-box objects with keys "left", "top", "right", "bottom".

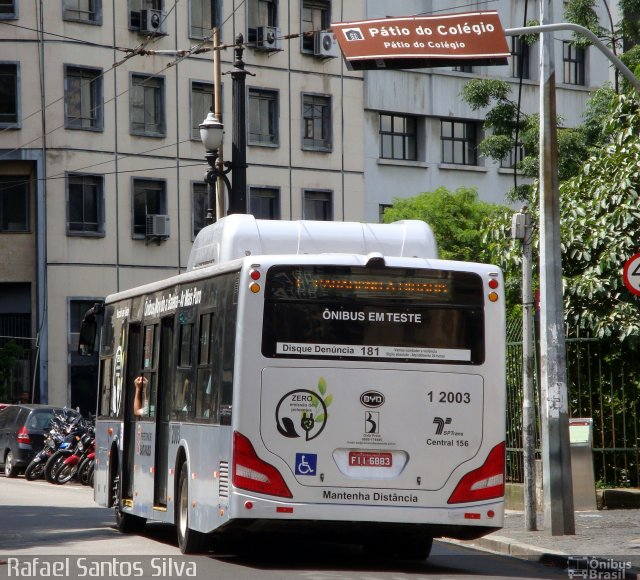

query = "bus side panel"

[
  {"left": 174, "top": 424, "right": 233, "bottom": 533},
  {"left": 94, "top": 420, "right": 120, "bottom": 507}
]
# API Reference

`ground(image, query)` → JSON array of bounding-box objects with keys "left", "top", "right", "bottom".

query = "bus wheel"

[
  {"left": 395, "top": 537, "right": 433, "bottom": 561},
  {"left": 113, "top": 473, "right": 146, "bottom": 534},
  {"left": 176, "top": 463, "right": 208, "bottom": 554}
]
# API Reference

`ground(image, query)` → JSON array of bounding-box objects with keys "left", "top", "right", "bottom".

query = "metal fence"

[{"left": 506, "top": 320, "right": 640, "bottom": 488}]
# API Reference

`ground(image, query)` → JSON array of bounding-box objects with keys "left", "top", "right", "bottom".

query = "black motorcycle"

[{"left": 24, "top": 408, "right": 77, "bottom": 481}]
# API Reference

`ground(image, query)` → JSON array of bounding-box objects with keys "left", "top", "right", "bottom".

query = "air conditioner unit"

[
  {"left": 140, "top": 9, "right": 167, "bottom": 35},
  {"left": 314, "top": 31, "right": 338, "bottom": 58},
  {"left": 256, "top": 26, "right": 281, "bottom": 51},
  {"left": 146, "top": 214, "right": 170, "bottom": 238}
]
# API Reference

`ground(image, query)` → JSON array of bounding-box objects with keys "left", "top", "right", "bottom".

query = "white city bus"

[{"left": 79, "top": 214, "right": 506, "bottom": 558}]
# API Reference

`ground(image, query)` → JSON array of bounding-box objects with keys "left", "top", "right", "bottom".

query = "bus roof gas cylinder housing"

[{"left": 187, "top": 214, "right": 438, "bottom": 271}]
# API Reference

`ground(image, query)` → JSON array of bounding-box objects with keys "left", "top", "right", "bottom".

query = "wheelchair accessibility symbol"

[{"left": 295, "top": 453, "right": 317, "bottom": 476}]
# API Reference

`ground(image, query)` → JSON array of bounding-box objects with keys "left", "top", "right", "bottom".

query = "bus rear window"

[{"left": 262, "top": 265, "right": 485, "bottom": 365}]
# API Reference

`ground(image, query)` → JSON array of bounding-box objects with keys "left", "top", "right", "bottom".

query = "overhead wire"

[
  {"left": 0, "top": 0, "right": 327, "bottom": 192},
  {"left": 0, "top": 0, "right": 183, "bottom": 150},
  {"left": 0, "top": 0, "right": 249, "bottom": 170}
]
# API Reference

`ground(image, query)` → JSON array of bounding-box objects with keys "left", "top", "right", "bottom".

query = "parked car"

[
  {"left": 0, "top": 404, "right": 11, "bottom": 412},
  {"left": 0, "top": 405, "right": 65, "bottom": 477}
]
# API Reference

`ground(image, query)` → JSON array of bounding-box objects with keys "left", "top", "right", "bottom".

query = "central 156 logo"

[{"left": 275, "top": 378, "right": 333, "bottom": 441}]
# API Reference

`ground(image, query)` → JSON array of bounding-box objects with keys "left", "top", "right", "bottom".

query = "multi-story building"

[
  {"left": 0, "top": 0, "right": 364, "bottom": 411},
  {"left": 362, "top": 0, "right": 616, "bottom": 221},
  {"left": 0, "top": 0, "right": 615, "bottom": 411}
]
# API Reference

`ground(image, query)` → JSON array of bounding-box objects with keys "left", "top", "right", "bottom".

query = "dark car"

[{"left": 0, "top": 404, "right": 64, "bottom": 477}]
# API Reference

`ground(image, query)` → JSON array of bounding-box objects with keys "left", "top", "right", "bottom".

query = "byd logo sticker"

[{"left": 360, "top": 390, "right": 385, "bottom": 408}]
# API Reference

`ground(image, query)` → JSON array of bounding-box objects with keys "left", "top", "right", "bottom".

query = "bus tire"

[
  {"left": 176, "top": 463, "right": 208, "bottom": 554},
  {"left": 113, "top": 473, "right": 146, "bottom": 534}
]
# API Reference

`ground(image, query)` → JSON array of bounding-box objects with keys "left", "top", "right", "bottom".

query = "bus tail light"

[
  {"left": 232, "top": 431, "right": 293, "bottom": 498},
  {"left": 447, "top": 442, "right": 505, "bottom": 504}
]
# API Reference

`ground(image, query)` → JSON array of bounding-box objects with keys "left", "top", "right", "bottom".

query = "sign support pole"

[{"left": 538, "top": 0, "right": 575, "bottom": 536}]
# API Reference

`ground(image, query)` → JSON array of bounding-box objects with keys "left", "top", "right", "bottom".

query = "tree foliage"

[
  {"left": 560, "top": 93, "right": 640, "bottom": 342},
  {"left": 483, "top": 92, "right": 640, "bottom": 343},
  {"left": 381, "top": 186, "right": 509, "bottom": 262},
  {"left": 461, "top": 79, "right": 615, "bottom": 202},
  {"left": 0, "top": 340, "right": 24, "bottom": 402}
]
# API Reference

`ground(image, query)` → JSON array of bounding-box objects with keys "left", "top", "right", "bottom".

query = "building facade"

[
  {"left": 362, "top": 0, "right": 616, "bottom": 222},
  {"left": 0, "top": 0, "right": 364, "bottom": 411}
]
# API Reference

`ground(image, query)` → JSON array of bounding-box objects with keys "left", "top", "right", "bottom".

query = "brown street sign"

[{"left": 331, "top": 11, "right": 510, "bottom": 70}]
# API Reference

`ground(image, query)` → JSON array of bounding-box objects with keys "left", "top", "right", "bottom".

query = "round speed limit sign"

[{"left": 623, "top": 253, "right": 640, "bottom": 296}]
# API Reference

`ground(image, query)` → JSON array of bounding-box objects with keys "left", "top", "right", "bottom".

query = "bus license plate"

[{"left": 348, "top": 451, "right": 392, "bottom": 468}]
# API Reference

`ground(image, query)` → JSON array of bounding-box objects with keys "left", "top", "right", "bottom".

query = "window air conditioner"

[
  {"left": 256, "top": 26, "right": 281, "bottom": 51},
  {"left": 146, "top": 214, "right": 170, "bottom": 239},
  {"left": 140, "top": 9, "right": 168, "bottom": 35},
  {"left": 314, "top": 31, "right": 338, "bottom": 58}
]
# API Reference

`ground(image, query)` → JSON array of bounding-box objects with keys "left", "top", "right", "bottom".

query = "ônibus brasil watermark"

[{"left": 567, "top": 556, "right": 633, "bottom": 579}]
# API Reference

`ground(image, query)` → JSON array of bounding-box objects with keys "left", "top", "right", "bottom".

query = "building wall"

[
  {"left": 0, "top": 0, "right": 365, "bottom": 408},
  {"left": 363, "top": 0, "right": 614, "bottom": 221}
]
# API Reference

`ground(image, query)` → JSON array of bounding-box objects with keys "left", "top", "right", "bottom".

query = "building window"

[
  {"left": 302, "top": 93, "right": 331, "bottom": 151},
  {"left": 441, "top": 120, "right": 478, "bottom": 166},
  {"left": 132, "top": 179, "right": 167, "bottom": 238},
  {"left": 301, "top": 0, "right": 330, "bottom": 53},
  {"left": 0, "top": 63, "right": 18, "bottom": 127},
  {"left": 452, "top": 65, "right": 473, "bottom": 73},
  {"left": 69, "top": 299, "right": 98, "bottom": 352},
  {"left": 192, "top": 181, "right": 209, "bottom": 239},
  {"left": 379, "top": 113, "right": 417, "bottom": 161},
  {"left": 250, "top": 187, "right": 280, "bottom": 219},
  {"left": 0, "top": 176, "right": 29, "bottom": 232},
  {"left": 0, "top": 0, "right": 17, "bottom": 18},
  {"left": 563, "top": 41, "right": 585, "bottom": 85},
  {"left": 190, "top": 0, "right": 220, "bottom": 38},
  {"left": 248, "top": 88, "right": 278, "bottom": 146},
  {"left": 69, "top": 297, "right": 100, "bottom": 415},
  {"left": 130, "top": 74, "right": 165, "bottom": 136},
  {"left": 63, "top": 0, "right": 102, "bottom": 24},
  {"left": 65, "top": 66, "right": 103, "bottom": 130},
  {"left": 500, "top": 144, "right": 525, "bottom": 169},
  {"left": 511, "top": 37, "right": 530, "bottom": 79},
  {"left": 247, "top": 0, "right": 277, "bottom": 43},
  {"left": 379, "top": 204, "right": 392, "bottom": 223},
  {"left": 67, "top": 174, "right": 103, "bottom": 235},
  {"left": 303, "top": 189, "right": 332, "bottom": 221},
  {"left": 191, "top": 81, "right": 214, "bottom": 140}
]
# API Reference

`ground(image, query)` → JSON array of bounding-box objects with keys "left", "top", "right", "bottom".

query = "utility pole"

[
  {"left": 513, "top": 207, "right": 537, "bottom": 531},
  {"left": 538, "top": 0, "right": 575, "bottom": 535}
]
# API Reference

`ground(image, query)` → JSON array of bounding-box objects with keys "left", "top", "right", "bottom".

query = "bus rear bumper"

[{"left": 224, "top": 491, "right": 504, "bottom": 541}]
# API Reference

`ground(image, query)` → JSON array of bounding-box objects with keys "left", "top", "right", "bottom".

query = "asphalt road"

[{"left": 0, "top": 477, "right": 568, "bottom": 579}]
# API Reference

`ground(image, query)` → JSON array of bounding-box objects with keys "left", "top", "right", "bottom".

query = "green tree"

[
  {"left": 381, "top": 186, "right": 509, "bottom": 262},
  {"left": 461, "top": 79, "right": 616, "bottom": 202},
  {"left": 484, "top": 92, "right": 640, "bottom": 343},
  {"left": 0, "top": 341, "right": 24, "bottom": 402}
]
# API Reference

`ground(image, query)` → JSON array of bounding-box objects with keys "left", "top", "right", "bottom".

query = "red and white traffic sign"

[{"left": 623, "top": 253, "right": 640, "bottom": 296}]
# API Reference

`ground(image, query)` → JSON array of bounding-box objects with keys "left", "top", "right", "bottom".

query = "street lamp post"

[
  {"left": 199, "top": 33, "right": 251, "bottom": 222},
  {"left": 200, "top": 111, "right": 231, "bottom": 225}
]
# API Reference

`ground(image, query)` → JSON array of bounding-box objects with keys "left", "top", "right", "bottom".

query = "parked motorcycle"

[
  {"left": 55, "top": 429, "right": 95, "bottom": 485},
  {"left": 43, "top": 415, "right": 89, "bottom": 483},
  {"left": 24, "top": 408, "right": 77, "bottom": 481}
]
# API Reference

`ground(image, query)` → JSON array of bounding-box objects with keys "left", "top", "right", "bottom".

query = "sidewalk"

[{"left": 454, "top": 508, "right": 640, "bottom": 576}]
